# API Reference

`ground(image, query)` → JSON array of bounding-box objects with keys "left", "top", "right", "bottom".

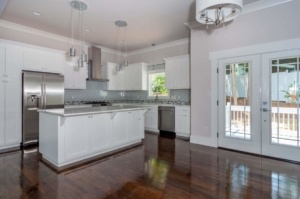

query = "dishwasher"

[{"left": 158, "top": 106, "right": 175, "bottom": 133}]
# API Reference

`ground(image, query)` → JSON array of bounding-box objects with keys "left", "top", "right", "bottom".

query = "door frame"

[{"left": 209, "top": 38, "right": 300, "bottom": 148}]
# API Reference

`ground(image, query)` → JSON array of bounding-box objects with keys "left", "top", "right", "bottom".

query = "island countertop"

[{"left": 39, "top": 105, "right": 149, "bottom": 117}]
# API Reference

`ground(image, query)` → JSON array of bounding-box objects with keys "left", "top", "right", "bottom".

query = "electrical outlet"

[{"left": 72, "top": 96, "right": 74, "bottom": 99}]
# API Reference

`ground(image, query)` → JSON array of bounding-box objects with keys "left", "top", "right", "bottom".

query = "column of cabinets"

[
  {"left": 0, "top": 45, "right": 23, "bottom": 149},
  {"left": 102, "top": 62, "right": 147, "bottom": 91},
  {"left": 175, "top": 106, "right": 190, "bottom": 137},
  {"left": 164, "top": 55, "right": 190, "bottom": 89}
]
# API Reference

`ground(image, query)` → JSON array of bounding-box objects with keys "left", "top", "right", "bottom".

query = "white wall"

[{"left": 190, "top": 0, "right": 300, "bottom": 146}]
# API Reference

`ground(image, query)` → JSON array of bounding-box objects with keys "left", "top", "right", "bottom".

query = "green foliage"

[
  {"left": 282, "top": 81, "right": 300, "bottom": 103},
  {"left": 151, "top": 74, "right": 168, "bottom": 96}
]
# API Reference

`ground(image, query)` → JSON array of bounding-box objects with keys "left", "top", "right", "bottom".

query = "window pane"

[{"left": 148, "top": 72, "right": 169, "bottom": 97}]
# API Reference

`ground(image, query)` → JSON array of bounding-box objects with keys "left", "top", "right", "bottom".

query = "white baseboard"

[{"left": 190, "top": 135, "right": 217, "bottom": 148}]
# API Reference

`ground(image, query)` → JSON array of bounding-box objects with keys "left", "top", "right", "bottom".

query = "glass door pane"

[
  {"left": 225, "top": 63, "right": 251, "bottom": 140},
  {"left": 271, "top": 57, "right": 300, "bottom": 147}
]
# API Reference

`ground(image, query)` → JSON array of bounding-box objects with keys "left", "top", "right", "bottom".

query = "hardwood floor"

[{"left": 0, "top": 133, "right": 299, "bottom": 199}]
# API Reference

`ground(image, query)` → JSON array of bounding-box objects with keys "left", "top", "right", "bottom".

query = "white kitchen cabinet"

[
  {"left": 23, "top": 48, "right": 64, "bottom": 74},
  {"left": 64, "top": 116, "right": 90, "bottom": 161},
  {"left": 89, "top": 114, "right": 112, "bottom": 154},
  {"left": 125, "top": 63, "right": 148, "bottom": 90},
  {"left": 64, "top": 56, "right": 86, "bottom": 89},
  {"left": 112, "top": 111, "right": 128, "bottom": 147},
  {"left": 175, "top": 106, "right": 190, "bottom": 137},
  {"left": 103, "top": 62, "right": 148, "bottom": 91},
  {"left": 127, "top": 111, "right": 144, "bottom": 142},
  {"left": 0, "top": 44, "right": 22, "bottom": 150},
  {"left": 164, "top": 55, "right": 190, "bottom": 89},
  {"left": 145, "top": 106, "right": 159, "bottom": 132}
]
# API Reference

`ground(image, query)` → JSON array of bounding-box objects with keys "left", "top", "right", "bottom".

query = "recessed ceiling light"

[
  {"left": 85, "top": 28, "right": 91, "bottom": 32},
  {"left": 33, "top": 11, "right": 41, "bottom": 16}
]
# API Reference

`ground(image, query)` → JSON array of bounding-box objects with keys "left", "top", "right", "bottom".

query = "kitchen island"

[{"left": 39, "top": 106, "right": 148, "bottom": 171}]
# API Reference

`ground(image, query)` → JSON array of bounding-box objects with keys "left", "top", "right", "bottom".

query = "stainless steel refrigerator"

[{"left": 22, "top": 71, "right": 64, "bottom": 146}]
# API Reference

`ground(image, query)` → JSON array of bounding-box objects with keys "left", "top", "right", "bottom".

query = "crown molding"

[
  {"left": 185, "top": 0, "right": 294, "bottom": 29},
  {"left": 127, "top": 38, "right": 190, "bottom": 56}
]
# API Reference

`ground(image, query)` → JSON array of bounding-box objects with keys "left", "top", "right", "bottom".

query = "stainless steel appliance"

[
  {"left": 22, "top": 71, "right": 64, "bottom": 146},
  {"left": 158, "top": 106, "right": 175, "bottom": 132}
]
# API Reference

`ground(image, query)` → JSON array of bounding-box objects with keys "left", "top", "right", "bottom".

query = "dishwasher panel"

[{"left": 158, "top": 106, "right": 175, "bottom": 132}]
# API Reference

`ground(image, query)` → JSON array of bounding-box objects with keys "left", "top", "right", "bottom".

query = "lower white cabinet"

[
  {"left": 175, "top": 107, "right": 190, "bottom": 137},
  {"left": 145, "top": 106, "right": 159, "bottom": 132},
  {"left": 0, "top": 79, "right": 5, "bottom": 147},
  {"left": 39, "top": 109, "right": 146, "bottom": 167},
  {"left": 64, "top": 116, "right": 89, "bottom": 161}
]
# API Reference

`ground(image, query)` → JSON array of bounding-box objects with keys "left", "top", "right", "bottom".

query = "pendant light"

[
  {"left": 69, "top": 0, "right": 88, "bottom": 67},
  {"left": 69, "top": 7, "right": 76, "bottom": 57},
  {"left": 115, "top": 20, "right": 128, "bottom": 71},
  {"left": 152, "top": 44, "right": 156, "bottom": 73}
]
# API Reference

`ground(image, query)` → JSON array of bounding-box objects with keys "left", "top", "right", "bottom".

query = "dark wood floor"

[{"left": 0, "top": 133, "right": 300, "bottom": 199}]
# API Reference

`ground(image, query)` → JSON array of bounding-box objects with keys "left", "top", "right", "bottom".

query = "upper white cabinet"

[
  {"left": 175, "top": 106, "right": 190, "bottom": 137},
  {"left": 64, "top": 56, "right": 87, "bottom": 89},
  {"left": 23, "top": 48, "right": 64, "bottom": 74},
  {"left": 0, "top": 44, "right": 23, "bottom": 149},
  {"left": 102, "top": 62, "right": 148, "bottom": 91},
  {"left": 125, "top": 63, "right": 147, "bottom": 90},
  {"left": 164, "top": 55, "right": 190, "bottom": 89}
]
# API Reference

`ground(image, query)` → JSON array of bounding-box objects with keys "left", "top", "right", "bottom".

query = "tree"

[{"left": 152, "top": 74, "right": 168, "bottom": 95}]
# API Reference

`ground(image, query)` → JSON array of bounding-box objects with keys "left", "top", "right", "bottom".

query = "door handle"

[{"left": 261, "top": 108, "right": 271, "bottom": 112}]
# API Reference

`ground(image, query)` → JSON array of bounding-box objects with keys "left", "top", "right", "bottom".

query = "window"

[{"left": 148, "top": 72, "right": 169, "bottom": 98}]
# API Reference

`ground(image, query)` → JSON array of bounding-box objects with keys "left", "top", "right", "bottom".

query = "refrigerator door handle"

[
  {"left": 40, "top": 84, "right": 44, "bottom": 110},
  {"left": 43, "top": 83, "right": 47, "bottom": 110}
]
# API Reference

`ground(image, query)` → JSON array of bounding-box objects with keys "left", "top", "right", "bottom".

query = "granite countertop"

[
  {"left": 113, "top": 103, "right": 191, "bottom": 107},
  {"left": 38, "top": 106, "right": 149, "bottom": 117}
]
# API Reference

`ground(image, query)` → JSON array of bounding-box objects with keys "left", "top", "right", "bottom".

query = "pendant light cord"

[{"left": 70, "top": 8, "right": 74, "bottom": 47}]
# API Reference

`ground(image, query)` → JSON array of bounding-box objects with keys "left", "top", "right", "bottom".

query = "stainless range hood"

[{"left": 87, "top": 46, "right": 109, "bottom": 82}]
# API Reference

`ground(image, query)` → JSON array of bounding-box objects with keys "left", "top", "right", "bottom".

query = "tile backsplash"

[{"left": 65, "top": 81, "right": 190, "bottom": 102}]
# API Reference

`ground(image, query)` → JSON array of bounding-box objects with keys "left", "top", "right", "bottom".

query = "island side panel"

[{"left": 39, "top": 112, "right": 59, "bottom": 165}]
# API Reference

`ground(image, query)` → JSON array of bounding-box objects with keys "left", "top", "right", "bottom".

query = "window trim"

[{"left": 147, "top": 71, "right": 170, "bottom": 99}]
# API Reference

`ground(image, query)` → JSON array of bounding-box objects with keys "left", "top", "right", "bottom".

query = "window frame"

[{"left": 147, "top": 69, "right": 170, "bottom": 99}]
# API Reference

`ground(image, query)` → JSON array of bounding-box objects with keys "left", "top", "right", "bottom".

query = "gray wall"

[{"left": 190, "top": 0, "right": 300, "bottom": 139}]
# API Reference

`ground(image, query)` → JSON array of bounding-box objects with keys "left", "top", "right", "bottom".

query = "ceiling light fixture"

[
  {"left": 196, "top": 0, "right": 243, "bottom": 27},
  {"left": 115, "top": 20, "right": 128, "bottom": 71},
  {"left": 32, "top": 11, "right": 41, "bottom": 16},
  {"left": 69, "top": 0, "right": 88, "bottom": 67}
]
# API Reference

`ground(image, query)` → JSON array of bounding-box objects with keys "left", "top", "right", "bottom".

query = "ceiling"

[{"left": 1, "top": 0, "right": 261, "bottom": 52}]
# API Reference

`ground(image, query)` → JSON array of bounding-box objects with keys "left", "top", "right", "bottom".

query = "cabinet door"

[
  {"left": 112, "top": 112, "right": 128, "bottom": 147},
  {"left": 148, "top": 109, "right": 158, "bottom": 131},
  {"left": 0, "top": 46, "right": 5, "bottom": 77},
  {"left": 106, "top": 63, "right": 118, "bottom": 90},
  {"left": 73, "top": 66, "right": 86, "bottom": 89},
  {"left": 165, "top": 62, "right": 177, "bottom": 89},
  {"left": 23, "top": 49, "right": 45, "bottom": 72},
  {"left": 5, "top": 78, "right": 22, "bottom": 145},
  {"left": 175, "top": 107, "right": 190, "bottom": 136},
  {"left": 176, "top": 58, "right": 190, "bottom": 89},
  {"left": 64, "top": 116, "right": 89, "bottom": 161},
  {"left": 127, "top": 111, "right": 143, "bottom": 142},
  {"left": 89, "top": 114, "right": 112, "bottom": 153},
  {"left": 125, "top": 65, "right": 134, "bottom": 90},
  {"left": 64, "top": 63, "right": 74, "bottom": 89},
  {"left": 5, "top": 47, "right": 23, "bottom": 79},
  {"left": 116, "top": 70, "right": 125, "bottom": 90},
  {"left": 44, "top": 52, "right": 64, "bottom": 74},
  {"left": 0, "top": 80, "right": 4, "bottom": 146}
]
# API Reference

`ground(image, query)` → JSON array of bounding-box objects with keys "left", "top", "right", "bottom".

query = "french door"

[{"left": 218, "top": 50, "right": 300, "bottom": 162}]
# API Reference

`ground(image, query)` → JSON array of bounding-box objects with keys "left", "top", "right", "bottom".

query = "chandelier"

[{"left": 196, "top": 0, "right": 243, "bottom": 27}]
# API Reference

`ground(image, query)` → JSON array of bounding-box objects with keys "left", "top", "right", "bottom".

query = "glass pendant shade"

[
  {"left": 81, "top": 51, "right": 88, "bottom": 63},
  {"left": 123, "top": 59, "right": 128, "bottom": 66},
  {"left": 69, "top": 47, "right": 76, "bottom": 57},
  {"left": 196, "top": 0, "right": 243, "bottom": 26},
  {"left": 78, "top": 59, "right": 84, "bottom": 67}
]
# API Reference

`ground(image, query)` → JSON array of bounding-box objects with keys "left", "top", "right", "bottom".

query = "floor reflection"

[{"left": 0, "top": 133, "right": 299, "bottom": 198}]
